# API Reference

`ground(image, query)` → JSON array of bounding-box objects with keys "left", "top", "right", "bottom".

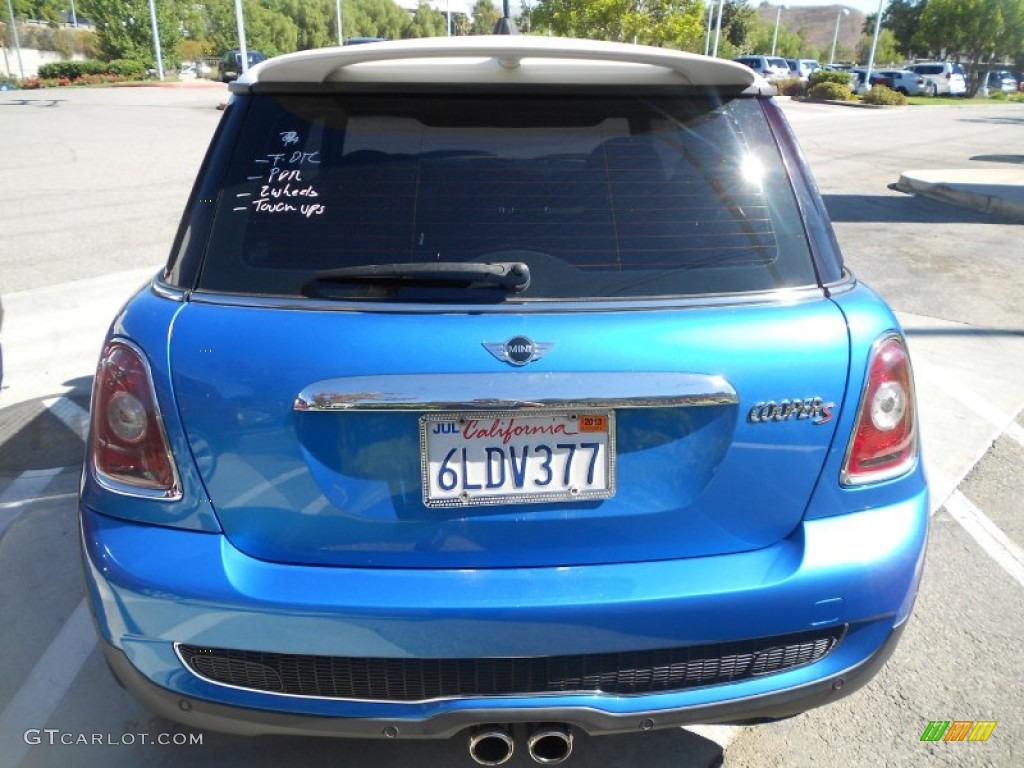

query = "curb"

[{"left": 897, "top": 172, "right": 1024, "bottom": 223}]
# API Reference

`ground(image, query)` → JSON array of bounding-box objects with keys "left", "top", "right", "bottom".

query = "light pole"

[
  {"left": 829, "top": 7, "right": 849, "bottom": 65},
  {"left": 712, "top": 0, "right": 725, "bottom": 58},
  {"left": 862, "top": 0, "right": 886, "bottom": 94},
  {"left": 233, "top": 0, "right": 249, "bottom": 75},
  {"left": 771, "top": 4, "right": 787, "bottom": 58},
  {"left": 5, "top": 0, "right": 25, "bottom": 80},
  {"left": 336, "top": 0, "right": 344, "bottom": 45},
  {"left": 146, "top": 0, "right": 164, "bottom": 80},
  {"left": 704, "top": 1, "right": 713, "bottom": 56},
  {"left": 70, "top": 0, "right": 77, "bottom": 27}
]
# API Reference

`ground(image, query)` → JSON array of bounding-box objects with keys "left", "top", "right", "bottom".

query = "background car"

[
  {"left": 851, "top": 68, "right": 893, "bottom": 90},
  {"left": 985, "top": 70, "right": 1018, "bottom": 93},
  {"left": 906, "top": 61, "right": 967, "bottom": 96},
  {"left": 218, "top": 49, "right": 267, "bottom": 82},
  {"left": 786, "top": 58, "right": 821, "bottom": 81},
  {"left": 875, "top": 69, "right": 930, "bottom": 96},
  {"left": 80, "top": 36, "right": 927, "bottom": 762},
  {"left": 733, "top": 54, "right": 791, "bottom": 82}
]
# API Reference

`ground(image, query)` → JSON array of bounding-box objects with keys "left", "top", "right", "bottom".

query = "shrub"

[
  {"left": 776, "top": 77, "right": 807, "bottom": 97},
  {"left": 987, "top": 90, "right": 1008, "bottom": 101},
  {"left": 808, "top": 69, "right": 853, "bottom": 88},
  {"left": 37, "top": 60, "right": 109, "bottom": 80},
  {"left": 107, "top": 59, "right": 147, "bottom": 79},
  {"left": 808, "top": 81, "right": 853, "bottom": 101},
  {"left": 1009, "top": 92, "right": 1024, "bottom": 103},
  {"left": 862, "top": 85, "right": 907, "bottom": 106}
]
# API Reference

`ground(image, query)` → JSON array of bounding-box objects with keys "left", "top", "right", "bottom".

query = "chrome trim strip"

[
  {"left": 150, "top": 278, "right": 187, "bottom": 302},
  {"left": 294, "top": 372, "right": 737, "bottom": 412},
  {"left": 190, "top": 285, "right": 827, "bottom": 314}
]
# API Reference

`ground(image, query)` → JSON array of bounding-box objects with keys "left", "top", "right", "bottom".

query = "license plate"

[{"left": 420, "top": 411, "right": 615, "bottom": 507}]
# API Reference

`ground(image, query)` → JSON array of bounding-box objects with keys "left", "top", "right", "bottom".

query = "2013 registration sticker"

[{"left": 420, "top": 411, "right": 616, "bottom": 507}]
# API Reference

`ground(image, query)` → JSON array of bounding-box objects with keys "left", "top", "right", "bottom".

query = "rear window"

[
  {"left": 912, "top": 65, "right": 942, "bottom": 75},
  {"left": 194, "top": 90, "right": 816, "bottom": 301}
]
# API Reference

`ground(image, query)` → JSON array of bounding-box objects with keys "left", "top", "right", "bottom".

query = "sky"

[{"left": 762, "top": 1, "right": 882, "bottom": 14}]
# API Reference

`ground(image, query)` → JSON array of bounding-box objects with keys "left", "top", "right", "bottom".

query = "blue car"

[{"left": 81, "top": 37, "right": 927, "bottom": 764}]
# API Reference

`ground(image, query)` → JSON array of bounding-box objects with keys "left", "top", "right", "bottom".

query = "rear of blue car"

[{"left": 80, "top": 38, "right": 926, "bottom": 763}]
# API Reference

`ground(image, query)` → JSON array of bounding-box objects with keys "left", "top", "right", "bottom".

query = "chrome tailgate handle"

[{"left": 294, "top": 372, "right": 736, "bottom": 412}]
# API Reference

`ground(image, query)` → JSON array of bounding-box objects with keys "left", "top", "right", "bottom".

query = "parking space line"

[
  {"left": 1006, "top": 420, "right": 1024, "bottom": 449},
  {"left": 0, "top": 599, "right": 96, "bottom": 767},
  {"left": 944, "top": 490, "right": 1024, "bottom": 590},
  {"left": 42, "top": 396, "right": 90, "bottom": 440}
]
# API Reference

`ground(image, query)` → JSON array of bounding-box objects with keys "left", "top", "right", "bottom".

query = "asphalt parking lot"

[{"left": 1, "top": 87, "right": 1023, "bottom": 767}]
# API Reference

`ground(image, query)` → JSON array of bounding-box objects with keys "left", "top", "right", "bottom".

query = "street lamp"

[
  {"left": 862, "top": 0, "right": 886, "bottom": 94},
  {"left": 146, "top": 0, "right": 164, "bottom": 80},
  {"left": 336, "top": 0, "right": 344, "bottom": 45},
  {"left": 704, "top": 1, "right": 714, "bottom": 56},
  {"left": 4, "top": 0, "right": 25, "bottom": 80},
  {"left": 829, "top": 7, "right": 849, "bottom": 65},
  {"left": 771, "top": 4, "right": 787, "bottom": 58},
  {"left": 712, "top": 0, "right": 725, "bottom": 58},
  {"left": 233, "top": 0, "right": 249, "bottom": 75}
]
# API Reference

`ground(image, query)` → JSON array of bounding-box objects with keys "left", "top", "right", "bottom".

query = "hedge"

[
  {"left": 37, "top": 60, "right": 147, "bottom": 82},
  {"left": 808, "top": 70, "right": 853, "bottom": 88},
  {"left": 862, "top": 85, "right": 907, "bottom": 106},
  {"left": 808, "top": 81, "right": 853, "bottom": 101}
]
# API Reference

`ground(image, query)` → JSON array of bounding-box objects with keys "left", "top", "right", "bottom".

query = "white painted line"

[
  {"left": 0, "top": 492, "right": 79, "bottom": 511},
  {"left": 0, "top": 468, "right": 63, "bottom": 505},
  {"left": 913, "top": 358, "right": 1011, "bottom": 430},
  {"left": 1006, "top": 420, "right": 1024, "bottom": 449},
  {"left": 944, "top": 490, "right": 1024, "bottom": 590},
  {"left": 42, "top": 397, "right": 90, "bottom": 440},
  {"left": 0, "top": 599, "right": 97, "bottom": 767}
]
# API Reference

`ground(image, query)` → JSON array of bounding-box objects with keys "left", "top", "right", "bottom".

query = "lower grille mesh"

[{"left": 178, "top": 626, "right": 845, "bottom": 702}]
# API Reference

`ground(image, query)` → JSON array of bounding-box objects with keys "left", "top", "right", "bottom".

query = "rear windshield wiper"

[{"left": 303, "top": 261, "right": 531, "bottom": 299}]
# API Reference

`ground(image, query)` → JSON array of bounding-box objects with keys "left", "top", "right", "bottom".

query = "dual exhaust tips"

[{"left": 469, "top": 724, "right": 573, "bottom": 765}]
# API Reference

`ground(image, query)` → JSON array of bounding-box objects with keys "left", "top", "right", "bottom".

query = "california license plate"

[{"left": 420, "top": 411, "right": 615, "bottom": 507}]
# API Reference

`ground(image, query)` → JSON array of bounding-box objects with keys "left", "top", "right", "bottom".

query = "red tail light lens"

[
  {"left": 90, "top": 340, "right": 180, "bottom": 496},
  {"left": 841, "top": 334, "right": 918, "bottom": 486}
]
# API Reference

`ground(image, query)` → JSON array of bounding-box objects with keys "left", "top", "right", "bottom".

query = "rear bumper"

[
  {"left": 101, "top": 621, "right": 905, "bottom": 738},
  {"left": 80, "top": 485, "right": 927, "bottom": 736}
]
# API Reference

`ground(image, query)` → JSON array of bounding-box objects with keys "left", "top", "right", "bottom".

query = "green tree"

[
  {"left": 856, "top": 28, "right": 901, "bottom": 68},
  {"left": 79, "top": 0, "right": 182, "bottom": 67},
  {"left": 530, "top": 0, "right": 705, "bottom": 49},
  {"left": 404, "top": 1, "right": 447, "bottom": 38},
  {"left": 272, "top": 0, "right": 334, "bottom": 50},
  {"left": 878, "top": 0, "right": 926, "bottom": 58},
  {"left": 345, "top": 0, "right": 412, "bottom": 41},
  {"left": 470, "top": 0, "right": 501, "bottom": 34},
  {"left": 918, "top": 0, "right": 1024, "bottom": 94}
]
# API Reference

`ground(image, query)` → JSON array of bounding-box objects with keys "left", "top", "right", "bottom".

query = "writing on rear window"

[{"left": 240, "top": 131, "right": 326, "bottom": 219}]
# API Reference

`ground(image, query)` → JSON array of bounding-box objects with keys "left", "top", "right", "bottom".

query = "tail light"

[
  {"left": 841, "top": 334, "right": 918, "bottom": 486},
  {"left": 90, "top": 340, "right": 180, "bottom": 497}
]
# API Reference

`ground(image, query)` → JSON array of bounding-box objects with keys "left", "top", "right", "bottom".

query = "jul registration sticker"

[{"left": 420, "top": 411, "right": 616, "bottom": 507}]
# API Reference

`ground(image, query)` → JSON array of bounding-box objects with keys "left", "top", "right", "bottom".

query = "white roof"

[{"left": 231, "top": 36, "right": 766, "bottom": 92}]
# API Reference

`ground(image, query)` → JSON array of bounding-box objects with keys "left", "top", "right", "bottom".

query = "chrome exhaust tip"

[
  {"left": 527, "top": 724, "right": 574, "bottom": 764},
  {"left": 468, "top": 726, "right": 515, "bottom": 766}
]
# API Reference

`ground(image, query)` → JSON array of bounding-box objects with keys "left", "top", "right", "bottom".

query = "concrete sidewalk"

[{"left": 896, "top": 168, "right": 1024, "bottom": 223}]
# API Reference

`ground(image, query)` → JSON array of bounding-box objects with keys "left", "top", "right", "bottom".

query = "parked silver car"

[
  {"left": 733, "top": 55, "right": 791, "bottom": 82},
  {"left": 905, "top": 62, "right": 967, "bottom": 96},
  {"left": 986, "top": 70, "right": 1019, "bottom": 93},
  {"left": 875, "top": 70, "right": 930, "bottom": 96}
]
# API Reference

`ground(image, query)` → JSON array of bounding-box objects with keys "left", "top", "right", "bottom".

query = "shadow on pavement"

[
  {"left": 970, "top": 154, "right": 1024, "bottom": 165},
  {"left": 823, "top": 193, "right": 1005, "bottom": 224}
]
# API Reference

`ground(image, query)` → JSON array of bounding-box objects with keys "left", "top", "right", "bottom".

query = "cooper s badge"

[
  {"left": 482, "top": 336, "right": 554, "bottom": 367},
  {"left": 748, "top": 397, "right": 835, "bottom": 425}
]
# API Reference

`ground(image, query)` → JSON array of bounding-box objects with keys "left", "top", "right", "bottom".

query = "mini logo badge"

[{"left": 483, "top": 336, "right": 554, "bottom": 367}]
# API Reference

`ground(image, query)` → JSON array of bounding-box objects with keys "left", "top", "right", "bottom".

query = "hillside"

[{"left": 755, "top": 3, "right": 866, "bottom": 61}]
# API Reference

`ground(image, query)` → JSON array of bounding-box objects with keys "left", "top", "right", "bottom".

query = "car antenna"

[{"left": 492, "top": 0, "right": 517, "bottom": 34}]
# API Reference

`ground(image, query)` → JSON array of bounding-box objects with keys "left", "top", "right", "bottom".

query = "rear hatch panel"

[{"left": 169, "top": 298, "right": 849, "bottom": 568}]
